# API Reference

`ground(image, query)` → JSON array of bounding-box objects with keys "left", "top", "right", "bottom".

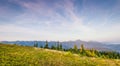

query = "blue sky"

[{"left": 0, "top": 0, "right": 120, "bottom": 43}]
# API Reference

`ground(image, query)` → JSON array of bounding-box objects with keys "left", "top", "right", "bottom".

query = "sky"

[{"left": 0, "top": 0, "right": 120, "bottom": 43}]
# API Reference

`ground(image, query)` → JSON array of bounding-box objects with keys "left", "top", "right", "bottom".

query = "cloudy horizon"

[{"left": 0, "top": 0, "right": 120, "bottom": 43}]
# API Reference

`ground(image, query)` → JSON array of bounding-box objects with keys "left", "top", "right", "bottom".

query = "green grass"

[{"left": 0, "top": 44, "right": 120, "bottom": 66}]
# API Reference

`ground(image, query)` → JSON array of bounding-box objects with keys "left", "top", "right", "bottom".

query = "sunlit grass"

[{"left": 0, "top": 44, "right": 120, "bottom": 66}]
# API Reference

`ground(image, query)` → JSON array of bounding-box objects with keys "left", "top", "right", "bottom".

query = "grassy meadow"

[{"left": 0, "top": 43, "right": 120, "bottom": 66}]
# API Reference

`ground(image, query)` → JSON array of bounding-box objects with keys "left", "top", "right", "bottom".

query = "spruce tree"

[
  {"left": 59, "top": 43, "right": 63, "bottom": 51},
  {"left": 40, "top": 45, "right": 43, "bottom": 48},
  {"left": 80, "top": 44, "right": 85, "bottom": 53},
  {"left": 34, "top": 41, "right": 38, "bottom": 47},
  {"left": 57, "top": 41, "right": 60, "bottom": 50},
  {"left": 73, "top": 44, "right": 78, "bottom": 53},
  {"left": 44, "top": 40, "right": 48, "bottom": 49},
  {"left": 51, "top": 45, "right": 55, "bottom": 49}
]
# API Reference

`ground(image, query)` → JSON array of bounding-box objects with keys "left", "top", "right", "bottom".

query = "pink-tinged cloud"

[{"left": 0, "top": 0, "right": 120, "bottom": 43}]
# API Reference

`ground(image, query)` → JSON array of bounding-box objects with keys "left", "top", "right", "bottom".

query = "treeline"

[
  {"left": 33, "top": 41, "right": 63, "bottom": 51},
  {"left": 33, "top": 41, "right": 120, "bottom": 59},
  {"left": 66, "top": 44, "right": 120, "bottom": 59}
]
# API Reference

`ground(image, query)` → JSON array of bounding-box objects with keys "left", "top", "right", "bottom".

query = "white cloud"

[{"left": 0, "top": 0, "right": 120, "bottom": 43}]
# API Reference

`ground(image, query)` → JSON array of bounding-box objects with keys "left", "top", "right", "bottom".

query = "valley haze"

[{"left": 1, "top": 40, "right": 120, "bottom": 53}]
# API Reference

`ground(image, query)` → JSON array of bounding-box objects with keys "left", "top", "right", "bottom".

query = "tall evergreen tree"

[
  {"left": 51, "top": 45, "right": 56, "bottom": 49},
  {"left": 34, "top": 41, "right": 38, "bottom": 47},
  {"left": 59, "top": 43, "right": 63, "bottom": 51},
  {"left": 40, "top": 45, "right": 43, "bottom": 48},
  {"left": 73, "top": 44, "right": 78, "bottom": 52},
  {"left": 80, "top": 44, "right": 85, "bottom": 53},
  {"left": 57, "top": 41, "right": 60, "bottom": 50},
  {"left": 44, "top": 40, "right": 49, "bottom": 49},
  {"left": 36, "top": 42, "right": 38, "bottom": 47}
]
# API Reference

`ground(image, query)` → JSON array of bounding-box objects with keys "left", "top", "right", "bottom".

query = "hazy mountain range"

[{"left": 0, "top": 40, "right": 120, "bottom": 53}]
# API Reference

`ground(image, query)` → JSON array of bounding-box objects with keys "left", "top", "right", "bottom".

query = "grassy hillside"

[{"left": 0, "top": 43, "right": 120, "bottom": 66}]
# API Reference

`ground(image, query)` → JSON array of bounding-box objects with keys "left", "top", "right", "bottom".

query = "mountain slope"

[
  {"left": 0, "top": 43, "right": 120, "bottom": 66},
  {"left": 1, "top": 40, "right": 119, "bottom": 52}
]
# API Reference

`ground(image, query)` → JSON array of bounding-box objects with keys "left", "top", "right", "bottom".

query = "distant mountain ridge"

[{"left": 0, "top": 40, "right": 120, "bottom": 52}]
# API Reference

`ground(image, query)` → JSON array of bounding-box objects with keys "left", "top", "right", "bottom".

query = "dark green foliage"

[
  {"left": 96, "top": 51, "right": 120, "bottom": 59},
  {"left": 51, "top": 45, "right": 56, "bottom": 49},
  {"left": 73, "top": 44, "right": 78, "bottom": 53},
  {"left": 55, "top": 41, "right": 63, "bottom": 51},
  {"left": 44, "top": 40, "right": 49, "bottom": 49},
  {"left": 85, "top": 49, "right": 97, "bottom": 57},
  {"left": 59, "top": 44, "right": 63, "bottom": 51},
  {"left": 56, "top": 41, "right": 60, "bottom": 50},
  {"left": 33, "top": 41, "right": 120, "bottom": 59},
  {"left": 34, "top": 41, "right": 38, "bottom": 47},
  {"left": 40, "top": 45, "right": 43, "bottom": 48},
  {"left": 66, "top": 44, "right": 120, "bottom": 59},
  {"left": 80, "top": 44, "right": 85, "bottom": 54}
]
